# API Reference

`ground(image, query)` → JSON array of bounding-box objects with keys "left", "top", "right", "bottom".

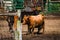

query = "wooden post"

[
  {"left": 14, "top": 10, "right": 22, "bottom": 40},
  {"left": 17, "top": 10, "right": 22, "bottom": 40}
]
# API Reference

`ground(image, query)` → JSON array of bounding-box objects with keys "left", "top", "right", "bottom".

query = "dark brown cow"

[
  {"left": 23, "top": 14, "right": 45, "bottom": 34},
  {"left": 6, "top": 16, "right": 14, "bottom": 33}
]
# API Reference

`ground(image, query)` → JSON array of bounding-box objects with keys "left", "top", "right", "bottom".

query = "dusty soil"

[
  {"left": 22, "top": 18, "right": 60, "bottom": 40},
  {"left": 0, "top": 20, "right": 15, "bottom": 40},
  {"left": 0, "top": 16, "right": 60, "bottom": 40}
]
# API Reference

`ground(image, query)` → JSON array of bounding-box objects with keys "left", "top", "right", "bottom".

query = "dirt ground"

[
  {"left": 22, "top": 17, "right": 60, "bottom": 40},
  {"left": 0, "top": 17, "right": 60, "bottom": 40},
  {"left": 0, "top": 20, "right": 15, "bottom": 40}
]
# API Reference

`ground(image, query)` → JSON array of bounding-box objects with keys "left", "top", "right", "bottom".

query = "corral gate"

[
  {"left": 48, "top": 0, "right": 60, "bottom": 12},
  {"left": 45, "top": 0, "right": 60, "bottom": 14}
]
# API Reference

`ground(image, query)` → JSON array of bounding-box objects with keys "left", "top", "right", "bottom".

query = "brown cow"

[{"left": 23, "top": 14, "right": 45, "bottom": 34}]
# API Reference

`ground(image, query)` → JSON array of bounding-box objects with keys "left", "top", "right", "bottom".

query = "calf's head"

[{"left": 22, "top": 15, "right": 29, "bottom": 25}]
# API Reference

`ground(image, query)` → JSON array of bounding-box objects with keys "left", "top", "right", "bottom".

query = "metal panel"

[{"left": 48, "top": 1, "right": 60, "bottom": 12}]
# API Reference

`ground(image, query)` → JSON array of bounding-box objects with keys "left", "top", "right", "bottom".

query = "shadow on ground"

[{"left": 22, "top": 34, "right": 60, "bottom": 40}]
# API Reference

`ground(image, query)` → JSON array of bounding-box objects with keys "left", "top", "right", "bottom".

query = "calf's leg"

[
  {"left": 31, "top": 25, "right": 35, "bottom": 35},
  {"left": 37, "top": 25, "right": 42, "bottom": 34},
  {"left": 37, "top": 21, "right": 45, "bottom": 34},
  {"left": 37, "top": 26, "right": 44, "bottom": 34},
  {"left": 42, "top": 21, "right": 45, "bottom": 33},
  {"left": 28, "top": 26, "right": 31, "bottom": 34},
  {"left": 27, "top": 25, "right": 32, "bottom": 34}
]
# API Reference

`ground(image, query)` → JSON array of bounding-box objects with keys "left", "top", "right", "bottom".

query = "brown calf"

[{"left": 23, "top": 14, "right": 45, "bottom": 34}]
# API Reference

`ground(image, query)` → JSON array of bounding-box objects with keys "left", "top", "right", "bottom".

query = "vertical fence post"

[
  {"left": 14, "top": 9, "right": 22, "bottom": 40},
  {"left": 17, "top": 9, "right": 22, "bottom": 40}
]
